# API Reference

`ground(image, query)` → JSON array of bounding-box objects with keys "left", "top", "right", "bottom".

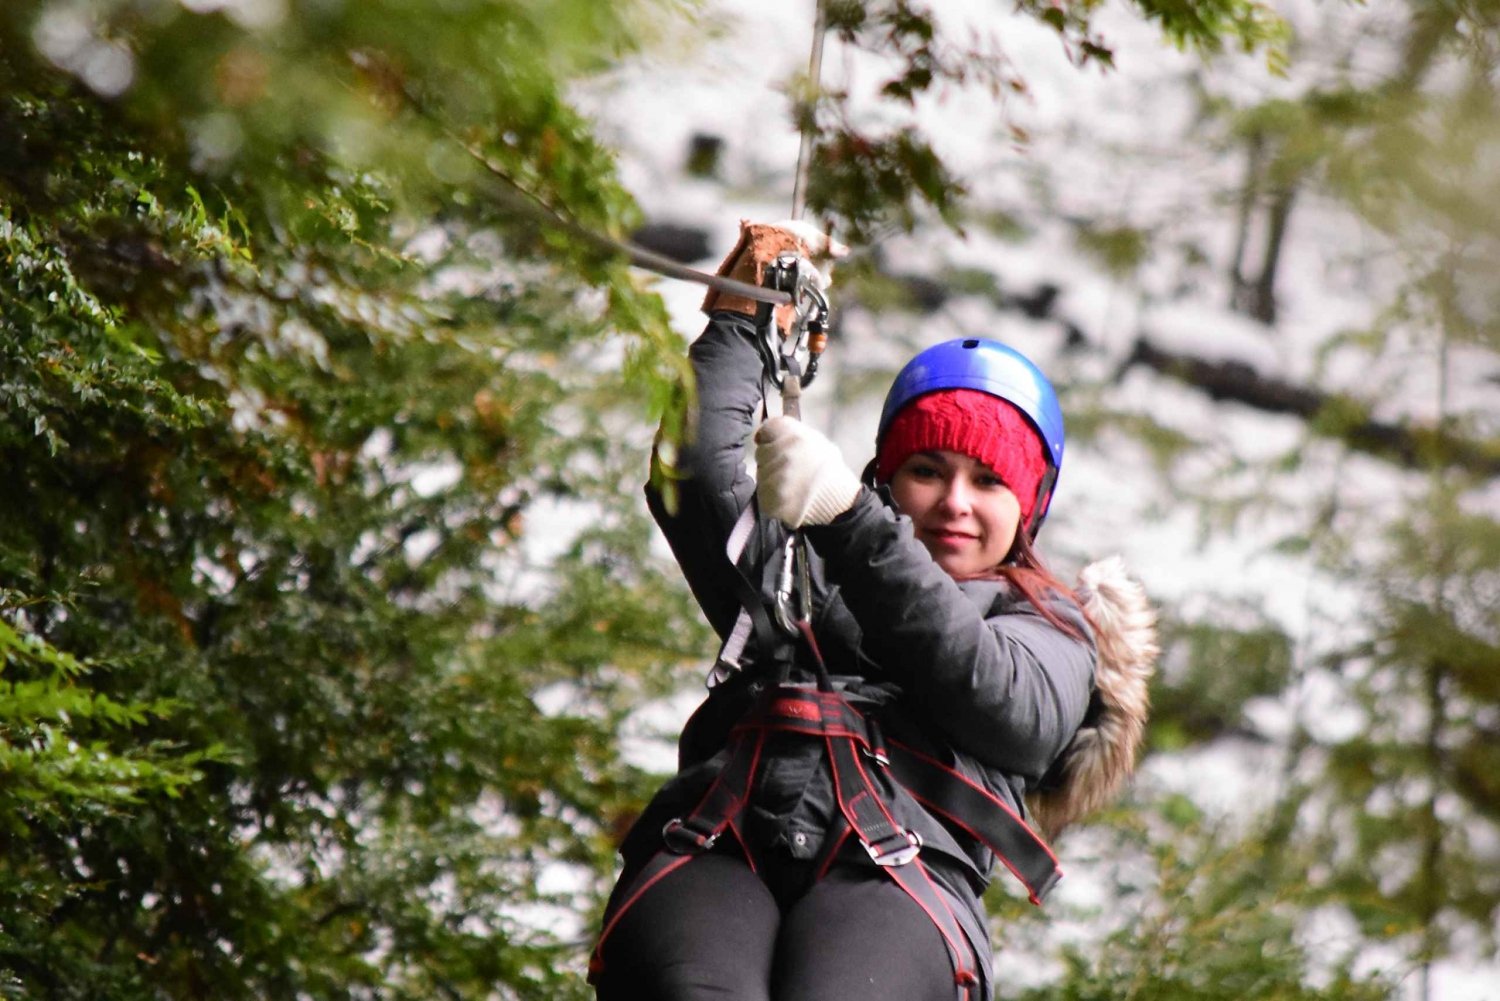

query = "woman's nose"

[{"left": 937, "top": 477, "right": 971, "bottom": 514}]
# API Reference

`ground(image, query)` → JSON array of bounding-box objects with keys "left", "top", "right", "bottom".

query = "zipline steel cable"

[
  {"left": 779, "top": 0, "right": 832, "bottom": 424},
  {"left": 458, "top": 138, "right": 791, "bottom": 306},
  {"left": 791, "top": 0, "right": 828, "bottom": 224}
]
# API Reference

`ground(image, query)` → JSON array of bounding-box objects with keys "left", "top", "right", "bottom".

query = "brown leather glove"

[{"left": 701, "top": 220, "right": 848, "bottom": 330}]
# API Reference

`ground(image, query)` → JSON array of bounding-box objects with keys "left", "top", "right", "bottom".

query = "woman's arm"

[
  {"left": 645, "top": 311, "right": 773, "bottom": 640},
  {"left": 646, "top": 221, "right": 843, "bottom": 642},
  {"left": 805, "top": 491, "right": 1096, "bottom": 778}
]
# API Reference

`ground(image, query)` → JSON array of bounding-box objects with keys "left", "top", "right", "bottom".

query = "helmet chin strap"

[{"left": 1027, "top": 465, "right": 1059, "bottom": 537}]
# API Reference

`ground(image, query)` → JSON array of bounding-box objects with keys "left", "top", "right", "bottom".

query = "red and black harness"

[{"left": 589, "top": 650, "right": 1063, "bottom": 999}]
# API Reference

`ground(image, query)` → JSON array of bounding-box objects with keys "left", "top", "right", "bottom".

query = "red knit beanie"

[{"left": 875, "top": 389, "right": 1050, "bottom": 524}]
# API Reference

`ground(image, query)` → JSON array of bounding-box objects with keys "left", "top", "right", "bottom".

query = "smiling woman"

[
  {"left": 887, "top": 449, "right": 1022, "bottom": 579},
  {"left": 589, "top": 222, "right": 1154, "bottom": 1001},
  {"left": 869, "top": 341, "right": 1088, "bottom": 640}
]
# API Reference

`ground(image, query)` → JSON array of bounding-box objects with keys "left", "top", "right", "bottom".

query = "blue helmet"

[{"left": 877, "top": 337, "right": 1065, "bottom": 532}]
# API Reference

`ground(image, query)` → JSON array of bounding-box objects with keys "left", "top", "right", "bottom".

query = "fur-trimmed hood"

[{"left": 1025, "top": 555, "right": 1158, "bottom": 840}]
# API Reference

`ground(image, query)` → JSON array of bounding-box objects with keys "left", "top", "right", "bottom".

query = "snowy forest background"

[{"left": 1, "top": 0, "right": 1497, "bottom": 999}]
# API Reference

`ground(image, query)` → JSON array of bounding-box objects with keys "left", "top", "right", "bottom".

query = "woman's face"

[{"left": 888, "top": 449, "right": 1022, "bottom": 579}]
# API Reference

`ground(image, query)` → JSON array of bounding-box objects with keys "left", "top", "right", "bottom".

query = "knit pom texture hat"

[{"left": 875, "top": 389, "right": 1050, "bottom": 525}]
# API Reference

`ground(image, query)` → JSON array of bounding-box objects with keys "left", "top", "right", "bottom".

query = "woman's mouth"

[{"left": 925, "top": 529, "right": 977, "bottom": 549}]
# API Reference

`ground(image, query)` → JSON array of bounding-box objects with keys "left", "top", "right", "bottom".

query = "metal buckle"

[
  {"left": 861, "top": 716, "right": 890, "bottom": 766},
  {"left": 661, "top": 818, "right": 718, "bottom": 855},
  {"left": 864, "top": 829, "right": 922, "bottom": 867}
]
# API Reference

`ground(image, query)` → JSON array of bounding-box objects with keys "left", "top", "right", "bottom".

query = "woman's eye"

[
  {"left": 911, "top": 464, "right": 940, "bottom": 479},
  {"left": 976, "top": 473, "right": 1005, "bottom": 488}
]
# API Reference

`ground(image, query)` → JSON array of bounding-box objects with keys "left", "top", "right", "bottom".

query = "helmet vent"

[{"left": 962, "top": 338, "right": 979, "bottom": 348}]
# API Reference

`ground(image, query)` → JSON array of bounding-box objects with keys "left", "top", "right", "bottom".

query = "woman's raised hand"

[
  {"left": 702, "top": 220, "right": 849, "bottom": 327},
  {"left": 754, "top": 416, "right": 862, "bottom": 529}
]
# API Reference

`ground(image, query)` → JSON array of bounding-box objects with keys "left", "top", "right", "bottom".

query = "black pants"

[{"left": 592, "top": 851, "right": 974, "bottom": 1001}]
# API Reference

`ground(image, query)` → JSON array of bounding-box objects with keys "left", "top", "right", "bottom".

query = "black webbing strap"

[
  {"left": 587, "top": 724, "right": 769, "bottom": 984},
  {"left": 733, "top": 688, "right": 980, "bottom": 996},
  {"left": 749, "top": 690, "right": 1063, "bottom": 904},
  {"left": 783, "top": 688, "right": 980, "bottom": 997},
  {"left": 887, "top": 738, "right": 1063, "bottom": 904},
  {"left": 707, "top": 502, "right": 783, "bottom": 686},
  {"left": 707, "top": 365, "right": 801, "bottom": 687}
]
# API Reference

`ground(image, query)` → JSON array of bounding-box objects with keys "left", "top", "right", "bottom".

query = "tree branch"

[{"left": 1122, "top": 337, "right": 1500, "bottom": 477}]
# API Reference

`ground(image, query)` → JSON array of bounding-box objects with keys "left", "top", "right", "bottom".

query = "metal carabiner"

[
  {"left": 773, "top": 533, "right": 815, "bottom": 638},
  {"left": 758, "top": 254, "right": 830, "bottom": 393},
  {"left": 773, "top": 535, "right": 801, "bottom": 636},
  {"left": 795, "top": 534, "right": 812, "bottom": 624}
]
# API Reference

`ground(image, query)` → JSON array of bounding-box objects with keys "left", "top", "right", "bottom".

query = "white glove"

[{"left": 754, "top": 416, "right": 862, "bottom": 528}]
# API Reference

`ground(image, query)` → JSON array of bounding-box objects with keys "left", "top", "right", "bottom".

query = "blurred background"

[{"left": 1, "top": 1, "right": 1496, "bottom": 998}]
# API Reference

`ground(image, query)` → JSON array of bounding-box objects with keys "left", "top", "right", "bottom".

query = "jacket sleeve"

[
  {"left": 804, "top": 490, "right": 1096, "bottom": 779},
  {"left": 645, "top": 311, "right": 775, "bottom": 641}
]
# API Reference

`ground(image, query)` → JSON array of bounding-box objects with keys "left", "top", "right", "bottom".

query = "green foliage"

[
  {"left": 1011, "top": 811, "right": 1397, "bottom": 1001},
  {"left": 0, "top": 619, "right": 207, "bottom": 832},
  {"left": 804, "top": 0, "right": 1286, "bottom": 239},
  {"left": 1014, "top": 0, "right": 1288, "bottom": 67},
  {"left": 1150, "top": 609, "right": 1294, "bottom": 750},
  {"left": 1313, "top": 483, "right": 1500, "bottom": 957},
  {"left": 1045, "top": 3, "right": 1500, "bottom": 990},
  {"left": 0, "top": 1, "right": 709, "bottom": 995},
  {"left": 1235, "top": 9, "right": 1500, "bottom": 963},
  {"left": 808, "top": 125, "right": 968, "bottom": 241},
  {"left": 1065, "top": 406, "right": 1201, "bottom": 475},
  {"left": 1131, "top": 0, "right": 1289, "bottom": 59},
  {"left": 1073, "top": 220, "right": 1154, "bottom": 278}
]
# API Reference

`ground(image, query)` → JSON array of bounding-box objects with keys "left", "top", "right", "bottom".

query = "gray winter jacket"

[{"left": 629, "top": 312, "right": 1098, "bottom": 899}]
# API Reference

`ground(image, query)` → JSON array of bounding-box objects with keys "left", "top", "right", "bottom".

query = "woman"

[{"left": 590, "top": 222, "right": 1152, "bottom": 1001}]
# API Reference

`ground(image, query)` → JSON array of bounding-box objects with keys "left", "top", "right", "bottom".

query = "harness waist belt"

[
  {"left": 590, "top": 685, "right": 1062, "bottom": 998},
  {"left": 743, "top": 687, "right": 1061, "bottom": 902}
]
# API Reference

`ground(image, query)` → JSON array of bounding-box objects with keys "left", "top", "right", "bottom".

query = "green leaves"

[
  {"left": 809, "top": 126, "right": 966, "bottom": 241},
  {"left": 0, "top": 618, "right": 205, "bottom": 838},
  {"left": 2, "top": 1, "right": 697, "bottom": 994},
  {"left": 1149, "top": 609, "right": 1294, "bottom": 750},
  {"left": 1132, "top": 0, "right": 1289, "bottom": 58},
  {"left": 1005, "top": 809, "right": 1397, "bottom": 1001}
]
